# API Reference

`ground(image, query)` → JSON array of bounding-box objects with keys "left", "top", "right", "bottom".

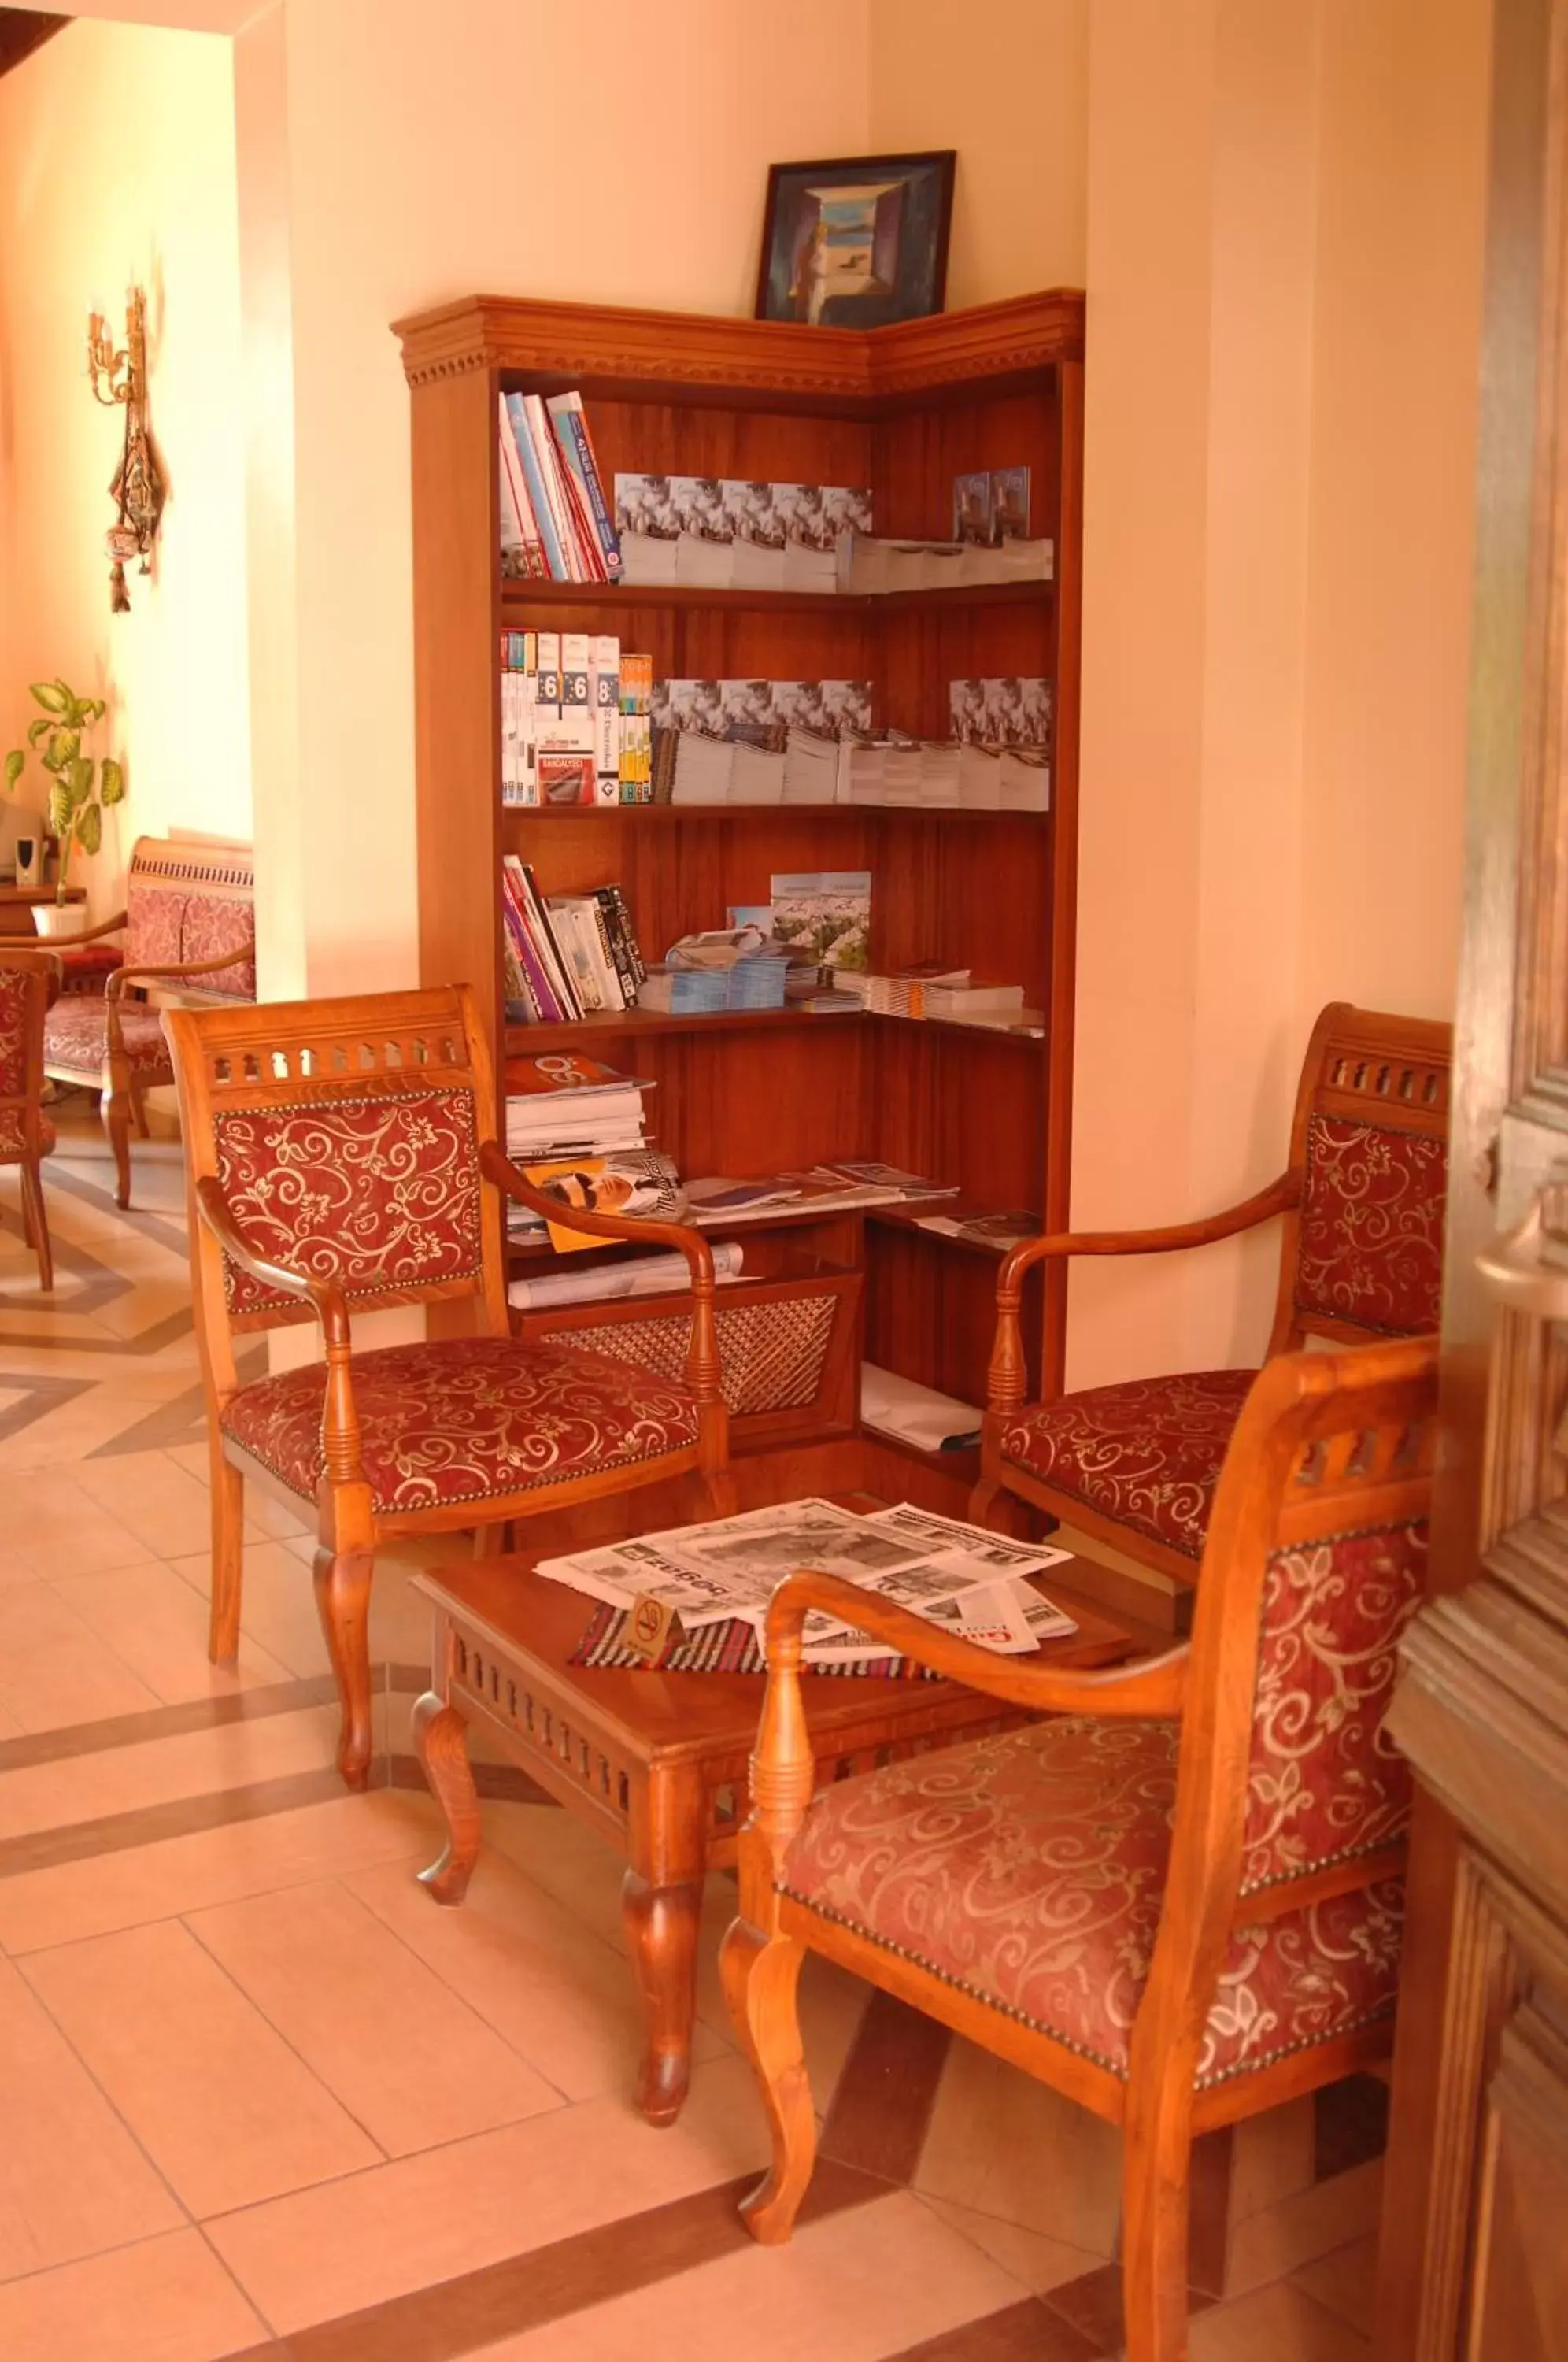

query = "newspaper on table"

[{"left": 534, "top": 1497, "right": 1078, "bottom": 1662}]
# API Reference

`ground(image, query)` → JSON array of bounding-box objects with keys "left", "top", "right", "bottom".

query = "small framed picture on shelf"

[{"left": 755, "top": 150, "right": 956, "bottom": 328}]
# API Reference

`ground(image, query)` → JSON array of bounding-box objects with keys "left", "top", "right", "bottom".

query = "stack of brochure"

[
  {"left": 535, "top": 1498, "right": 1078, "bottom": 1663},
  {"left": 836, "top": 534, "right": 1055, "bottom": 595}
]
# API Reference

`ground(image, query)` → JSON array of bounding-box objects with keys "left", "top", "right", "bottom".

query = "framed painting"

[{"left": 755, "top": 150, "right": 956, "bottom": 328}]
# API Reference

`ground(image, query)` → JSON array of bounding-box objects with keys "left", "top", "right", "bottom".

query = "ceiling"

[{"left": 0, "top": 9, "right": 66, "bottom": 76}]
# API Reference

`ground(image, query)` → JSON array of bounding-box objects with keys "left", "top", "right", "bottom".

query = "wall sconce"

[{"left": 87, "top": 286, "right": 165, "bottom": 613}]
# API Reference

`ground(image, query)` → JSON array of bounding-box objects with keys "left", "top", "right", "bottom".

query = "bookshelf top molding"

[{"left": 392, "top": 288, "right": 1085, "bottom": 409}]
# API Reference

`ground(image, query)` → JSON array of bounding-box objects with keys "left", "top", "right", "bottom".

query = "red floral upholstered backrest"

[
  {"left": 124, "top": 837, "right": 254, "bottom": 1000},
  {"left": 213, "top": 1087, "right": 485, "bottom": 1318},
  {"left": 0, "top": 963, "right": 31, "bottom": 1098},
  {"left": 1282, "top": 1009, "right": 1451, "bottom": 1344},
  {"left": 1237, "top": 1518, "right": 1427, "bottom": 1900},
  {"left": 179, "top": 897, "right": 255, "bottom": 999},
  {"left": 124, "top": 886, "right": 187, "bottom": 971}
]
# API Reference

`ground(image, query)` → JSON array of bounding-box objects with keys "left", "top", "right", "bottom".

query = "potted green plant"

[{"left": 3, "top": 679, "right": 125, "bottom": 935}]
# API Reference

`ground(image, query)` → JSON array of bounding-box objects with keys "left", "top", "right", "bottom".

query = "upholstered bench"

[{"left": 43, "top": 835, "right": 254, "bottom": 1207}]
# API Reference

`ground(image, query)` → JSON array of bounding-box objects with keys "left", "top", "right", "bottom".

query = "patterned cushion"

[
  {"left": 782, "top": 1716, "right": 1403, "bottom": 2089},
  {"left": 213, "top": 1090, "right": 485, "bottom": 1318},
  {"left": 1294, "top": 1115, "right": 1446, "bottom": 1337},
  {"left": 0, "top": 1108, "right": 54, "bottom": 1157},
  {"left": 124, "top": 886, "right": 187, "bottom": 971},
  {"left": 0, "top": 965, "right": 29, "bottom": 1096},
  {"left": 179, "top": 896, "right": 255, "bottom": 999},
  {"left": 43, "top": 995, "right": 172, "bottom": 1080},
  {"left": 1000, "top": 1368, "right": 1259, "bottom": 1560},
  {"left": 1241, "top": 1521, "right": 1426, "bottom": 1897},
  {"left": 220, "top": 1334, "right": 700, "bottom": 1510}
]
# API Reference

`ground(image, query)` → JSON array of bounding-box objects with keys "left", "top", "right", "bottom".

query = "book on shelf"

[
  {"left": 503, "top": 1053, "right": 654, "bottom": 1159},
  {"left": 511, "top": 1150, "right": 686, "bottom": 1253},
  {"left": 508, "top": 1238, "right": 745, "bottom": 1310},
  {"left": 501, "top": 857, "right": 646, "bottom": 1024},
  {"left": 500, "top": 636, "right": 655, "bottom": 806},
  {"left": 498, "top": 389, "right": 620, "bottom": 583}
]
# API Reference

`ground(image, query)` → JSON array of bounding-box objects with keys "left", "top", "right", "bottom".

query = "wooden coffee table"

[{"left": 410, "top": 1501, "right": 1144, "bottom": 2127}]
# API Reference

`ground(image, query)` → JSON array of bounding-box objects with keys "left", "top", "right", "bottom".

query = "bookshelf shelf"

[
  {"left": 498, "top": 579, "right": 1053, "bottom": 618},
  {"left": 398, "top": 287, "right": 1084, "bottom": 1512}
]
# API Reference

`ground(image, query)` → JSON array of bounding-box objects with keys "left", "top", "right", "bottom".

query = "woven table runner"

[{"left": 568, "top": 1604, "right": 941, "bottom": 1679}]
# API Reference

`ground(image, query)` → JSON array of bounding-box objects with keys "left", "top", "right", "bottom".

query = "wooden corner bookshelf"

[{"left": 395, "top": 288, "right": 1084, "bottom": 1506}]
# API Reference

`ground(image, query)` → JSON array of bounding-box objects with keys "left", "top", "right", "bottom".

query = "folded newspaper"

[{"left": 535, "top": 1498, "right": 1077, "bottom": 1664}]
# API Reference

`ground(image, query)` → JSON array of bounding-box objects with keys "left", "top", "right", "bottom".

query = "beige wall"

[
  {"left": 1067, "top": 0, "right": 1489, "bottom": 1391},
  {"left": 0, "top": 17, "right": 250, "bottom": 916}
]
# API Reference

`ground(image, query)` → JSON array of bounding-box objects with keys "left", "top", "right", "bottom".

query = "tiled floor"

[{"left": 0, "top": 1104, "right": 1384, "bottom": 2359}]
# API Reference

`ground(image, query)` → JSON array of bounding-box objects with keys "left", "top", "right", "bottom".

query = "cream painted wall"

[
  {"left": 869, "top": 0, "right": 1088, "bottom": 300},
  {"left": 1067, "top": 0, "right": 1489, "bottom": 1392},
  {"left": 0, "top": 18, "right": 250, "bottom": 916}
]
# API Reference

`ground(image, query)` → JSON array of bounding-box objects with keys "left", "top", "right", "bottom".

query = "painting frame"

[{"left": 754, "top": 150, "right": 957, "bottom": 330}]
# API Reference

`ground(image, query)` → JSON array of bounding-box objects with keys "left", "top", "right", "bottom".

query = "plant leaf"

[
  {"left": 66, "top": 757, "right": 94, "bottom": 807},
  {"left": 74, "top": 805, "right": 102, "bottom": 857},
  {"left": 27, "top": 717, "right": 50, "bottom": 746},
  {"left": 39, "top": 742, "right": 65, "bottom": 775},
  {"left": 3, "top": 750, "right": 23, "bottom": 795},
  {"left": 46, "top": 781, "right": 72, "bottom": 838},
  {"left": 28, "top": 682, "right": 68, "bottom": 715},
  {"left": 99, "top": 757, "right": 125, "bottom": 808},
  {"left": 83, "top": 699, "right": 106, "bottom": 723}
]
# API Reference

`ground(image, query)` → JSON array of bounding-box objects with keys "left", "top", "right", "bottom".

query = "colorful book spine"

[
  {"left": 523, "top": 393, "right": 586, "bottom": 579},
  {"left": 547, "top": 392, "right": 623, "bottom": 579},
  {"left": 619, "top": 653, "right": 652, "bottom": 803},
  {"left": 593, "top": 887, "right": 641, "bottom": 1005},
  {"left": 590, "top": 635, "right": 621, "bottom": 808},
  {"left": 505, "top": 394, "right": 568, "bottom": 579}
]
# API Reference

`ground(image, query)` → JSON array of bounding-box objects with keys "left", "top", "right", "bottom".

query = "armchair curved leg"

[
  {"left": 313, "top": 1545, "right": 375, "bottom": 1790},
  {"left": 20, "top": 1159, "right": 52, "bottom": 1290},
  {"left": 414, "top": 1694, "right": 482, "bottom": 1904},
  {"left": 1122, "top": 2080, "right": 1195, "bottom": 2362},
  {"left": 129, "top": 1082, "right": 151, "bottom": 1140},
  {"left": 100, "top": 1080, "right": 132, "bottom": 1209},
  {"left": 209, "top": 1445, "right": 246, "bottom": 1664},
  {"left": 719, "top": 1916, "right": 815, "bottom": 2244}
]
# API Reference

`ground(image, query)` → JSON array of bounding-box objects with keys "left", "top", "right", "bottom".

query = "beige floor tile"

[
  {"left": 483, "top": 1799, "right": 631, "bottom": 1947},
  {"left": 0, "top": 1788, "right": 438, "bottom": 1956},
  {"left": 0, "top": 1390, "right": 198, "bottom": 1471},
  {"left": 916, "top": 2191, "right": 1108, "bottom": 2294},
  {"left": 168, "top": 1543, "right": 331, "bottom": 1679},
  {"left": 1226, "top": 2161, "right": 1383, "bottom": 2297},
  {"left": 1191, "top": 2279, "right": 1368, "bottom": 2360},
  {"left": 0, "top": 2229, "right": 264, "bottom": 2362},
  {"left": 21, "top": 1918, "right": 382, "bottom": 2216},
  {"left": 0, "top": 1956, "right": 184, "bottom": 2282},
  {"left": 187, "top": 1878, "right": 564, "bottom": 2153},
  {"left": 0, "top": 1581, "right": 162, "bottom": 1732},
  {"left": 205, "top": 2053, "right": 767, "bottom": 2332},
  {"left": 70, "top": 1453, "right": 227, "bottom": 1559},
  {"left": 479, "top": 2190, "right": 1026, "bottom": 2362},
  {"left": 346, "top": 1849, "right": 730, "bottom": 2105},
  {"left": 47, "top": 1562, "right": 293, "bottom": 1704},
  {"left": 1289, "top": 2234, "right": 1379, "bottom": 2335},
  {"left": 0, "top": 1700, "right": 341, "bottom": 1844},
  {"left": 1230, "top": 2097, "right": 1317, "bottom": 2225},
  {"left": 7, "top": 1475, "right": 172, "bottom": 1583},
  {"left": 0, "top": 1547, "right": 44, "bottom": 1591},
  {"left": 912, "top": 2033, "right": 1123, "bottom": 2256}
]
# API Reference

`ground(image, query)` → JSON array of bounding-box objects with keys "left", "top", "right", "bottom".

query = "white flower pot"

[{"left": 31, "top": 902, "right": 80, "bottom": 939}]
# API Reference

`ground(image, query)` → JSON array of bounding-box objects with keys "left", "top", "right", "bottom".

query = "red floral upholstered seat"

[
  {"left": 1000, "top": 1369, "right": 1258, "bottom": 1564},
  {"left": 975, "top": 1006, "right": 1451, "bottom": 1593},
  {"left": 725, "top": 1342, "right": 1437, "bottom": 2356},
  {"left": 222, "top": 1335, "right": 701, "bottom": 1512},
  {"left": 43, "top": 994, "right": 172, "bottom": 1079},
  {"left": 0, "top": 1107, "right": 56, "bottom": 1157},
  {"left": 0, "top": 953, "right": 57, "bottom": 1286}
]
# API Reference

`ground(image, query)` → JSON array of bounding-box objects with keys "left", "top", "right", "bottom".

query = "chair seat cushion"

[
  {"left": 43, "top": 995, "right": 172, "bottom": 1079},
  {"left": 1000, "top": 1368, "right": 1260, "bottom": 1560},
  {"left": 0, "top": 1109, "right": 54, "bottom": 1157},
  {"left": 220, "top": 1334, "right": 701, "bottom": 1512},
  {"left": 782, "top": 1717, "right": 1403, "bottom": 2090}
]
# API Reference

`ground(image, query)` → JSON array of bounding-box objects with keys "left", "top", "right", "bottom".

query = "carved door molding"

[{"left": 1378, "top": 0, "right": 1568, "bottom": 2353}]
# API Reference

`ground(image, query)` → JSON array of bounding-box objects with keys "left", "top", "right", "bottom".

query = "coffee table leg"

[
  {"left": 621, "top": 1868, "right": 703, "bottom": 2127},
  {"left": 413, "top": 1692, "right": 481, "bottom": 1906}
]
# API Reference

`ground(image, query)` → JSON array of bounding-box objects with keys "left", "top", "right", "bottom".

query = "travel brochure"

[
  {"left": 616, "top": 476, "right": 873, "bottom": 590},
  {"left": 534, "top": 1498, "right": 1077, "bottom": 1663}
]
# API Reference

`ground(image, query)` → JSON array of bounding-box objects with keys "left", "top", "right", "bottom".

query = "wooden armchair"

[
  {"left": 973, "top": 1001, "right": 1450, "bottom": 1596},
  {"left": 43, "top": 835, "right": 255, "bottom": 1208},
  {"left": 724, "top": 1335, "right": 1437, "bottom": 2362},
  {"left": 0, "top": 950, "right": 60, "bottom": 1288},
  {"left": 165, "top": 984, "right": 731, "bottom": 1790}
]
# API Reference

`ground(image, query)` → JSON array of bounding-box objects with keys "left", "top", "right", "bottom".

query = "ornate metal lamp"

[{"left": 87, "top": 287, "right": 165, "bottom": 613}]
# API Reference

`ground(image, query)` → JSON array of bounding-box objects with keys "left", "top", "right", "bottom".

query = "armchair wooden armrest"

[
  {"left": 986, "top": 1170, "right": 1300, "bottom": 1413},
  {"left": 105, "top": 938, "right": 259, "bottom": 1002},
  {"left": 193, "top": 1175, "right": 364, "bottom": 1486},
  {"left": 481, "top": 1142, "right": 723, "bottom": 1409},
  {"left": 744, "top": 1570, "right": 1188, "bottom": 1879},
  {"left": 35, "top": 909, "right": 128, "bottom": 950}
]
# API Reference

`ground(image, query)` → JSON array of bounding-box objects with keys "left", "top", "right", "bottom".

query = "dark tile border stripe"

[
  {"left": 819, "top": 1986, "right": 953, "bottom": 2182},
  {"left": 0, "top": 1672, "right": 340, "bottom": 1779},
  {"left": 0, "top": 1765, "right": 350, "bottom": 1879},
  {"left": 221, "top": 2159, "right": 888, "bottom": 2361},
  {"left": 884, "top": 2297, "right": 1102, "bottom": 2362}
]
